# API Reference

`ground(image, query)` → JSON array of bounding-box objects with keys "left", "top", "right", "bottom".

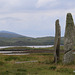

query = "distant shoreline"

[{"left": 0, "top": 45, "right": 53, "bottom": 49}]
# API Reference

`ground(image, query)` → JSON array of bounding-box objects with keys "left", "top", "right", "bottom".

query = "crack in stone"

[{"left": 64, "top": 49, "right": 71, "bottom": 54}]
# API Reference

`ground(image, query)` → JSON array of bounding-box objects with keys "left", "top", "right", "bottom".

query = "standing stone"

[
  {"left": 54, "top": 19, "right": 61, "bottom": 63},
  {"left": 63, "top": 13, "right": 74, "bottom": 64}
]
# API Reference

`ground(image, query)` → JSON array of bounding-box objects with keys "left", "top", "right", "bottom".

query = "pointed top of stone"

[
  {"left": 56, "top": 19, "right": 59, "bottom": 23},
  {"left": 66, "top": 13, "right": 74, "bottom": 23},
  {"left": 55, "top": 19, "right": 60, "bottom": 26},
  {"left": 56, "top": 19, "right": 59, "bottom": 21},
  {"left": 67, "top": 13, "right": 72, "bottom": 16}
]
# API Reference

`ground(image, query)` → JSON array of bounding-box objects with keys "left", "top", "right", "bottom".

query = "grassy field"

[{"left": 0, "top": 53, "right": 75, "bottom": 75}]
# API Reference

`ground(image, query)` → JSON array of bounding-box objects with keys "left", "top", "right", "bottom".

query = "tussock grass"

[{"left": 0, "top": 53, "right": 75, "bottom": 75}]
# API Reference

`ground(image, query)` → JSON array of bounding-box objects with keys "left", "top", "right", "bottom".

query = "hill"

[
  {"left": 0, "top": 31, "right": 64, "bottom": 46},
  {"left": 0, "top": 31, "right": 25, "bottom": 38}
]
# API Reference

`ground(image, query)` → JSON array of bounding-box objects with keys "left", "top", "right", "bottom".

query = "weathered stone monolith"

[
  {"left": 54, "top": 19, "right": 61, "bottom": 63},
  {"left": 63, "top": 13, "right": 74, "bottom": 64}
]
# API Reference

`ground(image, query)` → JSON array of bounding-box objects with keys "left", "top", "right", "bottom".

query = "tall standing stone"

[
  {"left": 63, "top": 13, "right": 74, "bottom": 64},
  {"left": 54, "top": 19, "right": 61, "bottom": 63}
]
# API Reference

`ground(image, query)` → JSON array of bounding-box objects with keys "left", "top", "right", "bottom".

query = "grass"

[
  {"left": 0, "top": 54, "right": 38, "bottom": 62},
  {"left": 0, "top": 53, "right": 75, "bottom": 75}
]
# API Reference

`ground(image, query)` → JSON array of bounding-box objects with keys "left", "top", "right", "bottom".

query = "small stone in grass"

[{"left": 73, "top": 71, "right": 75, "bottom": 73}]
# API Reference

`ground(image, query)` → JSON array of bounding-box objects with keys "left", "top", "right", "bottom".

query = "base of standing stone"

[{"left": 63, "top": 50, "right": 74, "bottom": 64}]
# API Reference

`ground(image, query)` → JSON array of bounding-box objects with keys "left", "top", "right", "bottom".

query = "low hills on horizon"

[{"left": 0, "top": 31, "right": 64, "bottom": 46}]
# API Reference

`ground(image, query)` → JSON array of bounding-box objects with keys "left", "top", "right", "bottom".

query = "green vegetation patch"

[
  {"left": 57, "top": 68, "right": 73, "bottom": 74},
  {"left": 5, "top": 56, "right": 20, "bottom": 61},
  {"left": 0, "top": 53, "right": 74, "bottom": 75},
  {"left": 0, "top": 61, "right": 5, "bottom": 66}
]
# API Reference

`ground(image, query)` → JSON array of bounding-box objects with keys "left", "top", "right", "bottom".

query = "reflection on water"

[
  {"left": 3, "top": 53, "right": 30, "bottom": 55},
  {"left": 0, "top": 45, "right": 75, "bottom": 55},
  {"left": 0, "top": 45, "right": 53, "bottom": 55},
  {"left": 0, "top": 45, "right": 53, "bottom": 49}
]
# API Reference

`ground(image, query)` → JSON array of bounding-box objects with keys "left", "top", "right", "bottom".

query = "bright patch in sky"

[{"left": 36, "top": 0, "right": 56, "bottom": 8}]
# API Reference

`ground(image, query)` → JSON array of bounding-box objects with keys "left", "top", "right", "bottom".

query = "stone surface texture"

[
  {"left": 63, "top": 13, "right": 74, "bottom": 64},
  {"left": 54, "top": 19, "right": 61, "bottom": 63}
]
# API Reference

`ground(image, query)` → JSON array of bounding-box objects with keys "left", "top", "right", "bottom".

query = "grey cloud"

[{"left": 0, "top": 0, "right": 75, "bottom": 13}]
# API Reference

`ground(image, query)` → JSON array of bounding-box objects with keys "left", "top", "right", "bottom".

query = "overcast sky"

[{"left": 0, "top": 0, "right": 75, "bottom": 37}]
